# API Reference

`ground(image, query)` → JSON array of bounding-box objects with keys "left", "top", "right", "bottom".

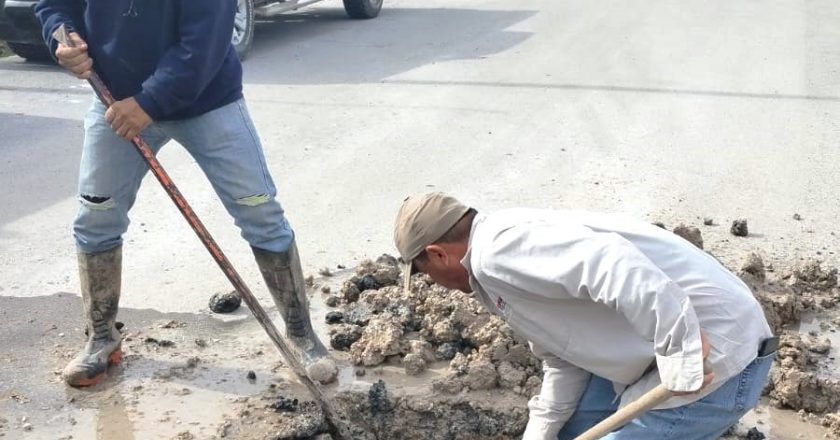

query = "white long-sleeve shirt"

[{"left": 462, "top": 209, "right": 772, "bottom": 440}]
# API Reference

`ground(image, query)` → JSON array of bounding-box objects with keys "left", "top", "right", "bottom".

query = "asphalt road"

[{"left": 1, "top": 0, "right": 839, "bottom": 437}]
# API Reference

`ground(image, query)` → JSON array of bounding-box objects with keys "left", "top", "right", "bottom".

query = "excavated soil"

[
  {"left": 3, "top": 227, "right": 838, "bottom": 439},
  {"left": 221, "top": 236, "right": 840, "bottom": 440}
]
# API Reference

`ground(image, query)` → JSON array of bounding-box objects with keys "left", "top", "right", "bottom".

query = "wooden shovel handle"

[{"left": 573, "top": 384, "right": 673, "bottom": 440}]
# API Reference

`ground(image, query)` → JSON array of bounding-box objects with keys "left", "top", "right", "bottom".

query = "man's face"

[{"left": 413, "top": 243, "right": 472, "bottom": 293}]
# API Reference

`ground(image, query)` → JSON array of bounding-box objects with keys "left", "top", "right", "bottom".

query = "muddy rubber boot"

[
  {"left": 253, "top": 241, "right": 337, "bottom": 384},
  {"left": 62, "top": 246, "right": 124, "bottom": 387}
]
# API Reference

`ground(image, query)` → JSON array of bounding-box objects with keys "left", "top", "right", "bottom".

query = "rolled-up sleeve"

[
  {"left": 481, "top": 223, "right": 705, "bottom": 393},
  {"left": 523, "top": 342, "right": 591, "bottom": 440}
]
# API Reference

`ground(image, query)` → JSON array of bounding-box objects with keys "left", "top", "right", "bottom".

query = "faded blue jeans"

[
  {"left": 557, "top": 353, "right": 774, "bottom": 440},
  {"left": 74, "top": 98, "right": 293, "bottom": 254}
]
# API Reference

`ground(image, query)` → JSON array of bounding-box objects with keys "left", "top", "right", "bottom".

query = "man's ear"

[{"left": 424, "top": 244, "right": 447, "bottom": 264}]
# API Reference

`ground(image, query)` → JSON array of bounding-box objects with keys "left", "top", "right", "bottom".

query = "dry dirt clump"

[
  {"left": 823, "top": 413, "right": 840, "bottom": 438},
  {"left": 739, "top": 252, "right": 766, "bottom": 281},
  {"left": 741, "top": 258, "right": 840, "bottom": 422},
  {"left": 331, "top": 256, "right": 543, "bottom": 395},
  {"left": 672, "top": 224, "right": 704, "bottom": 249},
  {"left": 731, "top": 219, "right": 749, "bottom": 237},
  {"left": 788, "top": 260, "right": 838, "bottom": 292},
  {"left": 764, "top": 333, "right": 840, "bottom": 413}
]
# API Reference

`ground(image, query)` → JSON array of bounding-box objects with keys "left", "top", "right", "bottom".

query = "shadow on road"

[{"left": 244, "top": 7, "right": 536, "bottom": 84}]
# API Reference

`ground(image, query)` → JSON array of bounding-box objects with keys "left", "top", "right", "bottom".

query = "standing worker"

[
  {"left": 36, "top": 0, "right": 334, "bottom": 387},
  {"left": 393, "top": 192, "right": 776, "bottom": 439}
]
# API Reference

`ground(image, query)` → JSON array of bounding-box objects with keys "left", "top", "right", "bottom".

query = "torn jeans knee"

[
  {"left": 235, "top": 193, "right": 272, "bottom": 206},
  {"left": 80, "top": 194, "right": 116, "bottom": 210}
]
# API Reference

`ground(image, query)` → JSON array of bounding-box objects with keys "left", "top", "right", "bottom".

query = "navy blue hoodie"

[{"left": 36, "top": 0, "right": 243, "bottom": 121}]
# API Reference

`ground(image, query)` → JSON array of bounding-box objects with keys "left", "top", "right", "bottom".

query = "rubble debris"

[
  {"left": 793, "top": 213, "right": 803, "bottom": 221},
  {"left": 435, "top": 343, "right": 458, "bottom": 361},
  {"left": 269, "top": 396, "right": 299, "bottom": 413},
  {"left": 672, "top": 224, "right": 704, "bottom": 249},
  {"left": 790, "top": 261, "right": 838, "bottom": 291},
  {"left": 367, "top": 380, "right": 393, "bottom": 414},
  {"left": 745, "top": 427, "right": 766, "bottom": 440},
  {"left": 731, "top": 219, "right": 749, "bottom": 237},
  {"left": 329, "top": 324, "right": 362, "bottom": 351},
  {"left": 208, "top": 291, "right": 241, "bottom": 314},
  {"left": 375, "top": 254, "right": 399, "bottom": 267},
  {"left": 144, "top": 337, "right": 175, "bottom": 347},
  {"left": 739, "top": 252, "right": 766, "bottom": 281},
  {"left": 403, "top": 353, "right": 426, "bottom": 376},
  {"left": 325, "top": 311, "right": 344, "bottom": 324},
  {"left": 822, "top": 412, "right": 840, "bottom": 438},
  {"left": 331, "top": 385, "right": 529, "bottom": 440},
  {"left": 307, "top": 359, "right": 338, "bottom": 385},
  {"left": 350, "top": 317, "right": 405, "bottom": 366}
]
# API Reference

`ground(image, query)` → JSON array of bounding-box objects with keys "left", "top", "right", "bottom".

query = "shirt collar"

[{"left": 460, "top": 212, "right": 486, "bottom": 289}]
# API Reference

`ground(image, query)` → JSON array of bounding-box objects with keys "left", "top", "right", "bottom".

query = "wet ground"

[
  {"left": 0, "top": 292, "right": 289, "bottom": 439},
  {"left": 2, "top": 265, "right": 837, "bottom": 440}
]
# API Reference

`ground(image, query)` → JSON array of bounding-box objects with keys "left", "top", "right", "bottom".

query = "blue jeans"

[
  {"left": 557, "top": 353, "right": 774, "bottom": 440},
  {"left": 74, "top": 98, "right": 293, "bottom": 254}
]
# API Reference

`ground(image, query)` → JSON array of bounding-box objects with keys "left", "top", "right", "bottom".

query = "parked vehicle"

[{"left": 0, "top": 0, "right": 382, "bottom": 61}]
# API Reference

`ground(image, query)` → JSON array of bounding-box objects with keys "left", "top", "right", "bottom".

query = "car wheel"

[
  {"left": 7, "top": 42, "right": 52, "bottom": 62},
  {"left": 232, "top": 0, "right": 255, "bottom": 60},
  {"left": 343, "top": 0, "right": 382, "bottom": 19}
]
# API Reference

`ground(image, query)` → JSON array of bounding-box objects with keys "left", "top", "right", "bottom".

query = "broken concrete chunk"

[
  {"left": 208, "top": 291, "right": 241, "bottom": 314},
  {"left": 731, "top": 219, "right": 749, "bottom": 237},
  {"left": 673, "top": 224, "right": 704, "bottom": 249}
]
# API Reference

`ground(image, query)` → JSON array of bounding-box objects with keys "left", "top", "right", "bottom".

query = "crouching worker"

[{"left": 393, "top": 193, "right": 776, "bottom": 440}]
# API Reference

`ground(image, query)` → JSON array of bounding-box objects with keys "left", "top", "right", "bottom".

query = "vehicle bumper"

[{"left": 1, "top": 0, "right": 42, "bottom": 45}]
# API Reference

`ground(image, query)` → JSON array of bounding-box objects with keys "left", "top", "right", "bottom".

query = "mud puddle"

[
  {"left": 733, "top": 400, "right": 828, "bottom": 440},
  {"left": 0, "top": 293, "right": 290, "bottom": 440}
]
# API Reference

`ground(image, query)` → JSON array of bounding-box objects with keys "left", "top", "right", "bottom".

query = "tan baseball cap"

[{"left": 393, "top": 192, "right": 470, "bottom": 286}]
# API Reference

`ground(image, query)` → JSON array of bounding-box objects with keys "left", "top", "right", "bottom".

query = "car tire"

[
  {"left": 7, "top": 42, "right": 52, "bottom": 62},
  {"left": 343, "top": 0, "right": 382, "bottom": 19},
  {"left": 232, "top": 0, "right": 255, "bottom": 60}
]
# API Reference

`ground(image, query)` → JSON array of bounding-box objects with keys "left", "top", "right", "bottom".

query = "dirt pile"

[
  {"left": 219, "top": 252, "right": 840, "bottom": 440},
  {"left": 330, "top": 381, "right": 530, "bottom": 440},
  {"left": 325, "top": 256, "right": 539, "bottom": 438},
  {"left": 673, "top": 223, "right": 704, "bottom": 249},
  {"left": 740, "top": 256, "right": 840, "bottom": 423},
  {"left": 331, "top": 257, "right": 543, "bottom": 396}
]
